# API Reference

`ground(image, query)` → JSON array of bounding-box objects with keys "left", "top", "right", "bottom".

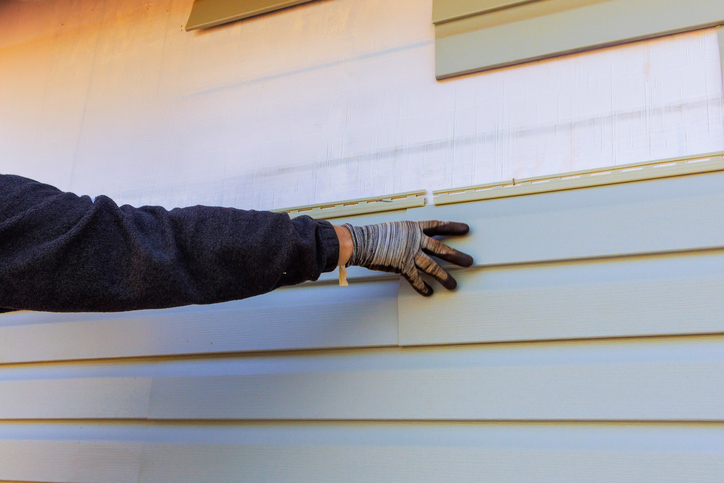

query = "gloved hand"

[{"left": 343, "top": 220, "right": 473, "bottom": 296}]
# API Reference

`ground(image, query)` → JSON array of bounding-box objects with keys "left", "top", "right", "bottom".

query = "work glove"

[{"left": 343, "top": 221, "right": 474, "bottom": 296}]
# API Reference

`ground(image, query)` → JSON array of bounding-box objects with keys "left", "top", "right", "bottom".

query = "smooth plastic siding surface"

[
  {"left": 435, "top": 0, "right": 724, "bottom": 78},
  {"left": 399, "top": 250, "right": 724, "bottom": 345},
  {"left": 4, "top": 335, "right": 724, "bottom": 420},
  {"left": 408, "top": 171, "right": 724, "bottom": 267},
  {"left": 0, "top": 377, "right": 151, "bottom": 419},
  {"left": 0, "top": 281, "right": 399, "bottom": 364},
  {"left": 143, "top": 336, "right": 724, "bottom": 420},
  {"left": 2, "top": 422, "right": 724, "bottom": 482}
]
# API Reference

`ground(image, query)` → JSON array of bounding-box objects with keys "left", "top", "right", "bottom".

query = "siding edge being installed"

[{"left": 433, "top": 151, "right": 724, "bottom": 205}]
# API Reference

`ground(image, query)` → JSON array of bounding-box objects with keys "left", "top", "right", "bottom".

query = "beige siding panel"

[
  {"left": 0, "top": 280, "right": 399, "bottom": 364},
  {"left": 0, "top": 440, "right": 142, "bottom": 483},
  {"left": 435, "top": 0, "right": 724, "bottom": 78},
  {"left": 142, "top": 335, "right": 724, "bottom": 421},
  {"left": 399, "top": 250, "right": 724, "bottom": 345},
  {"left": 2, "top": 422, "right": 724, "bottom": 482},
  {"left": 410, "top": 171, "right": 724, "bottom": 267},
  {"left": 139, "top": 438, "right": 724, "bottom": 483},
  {"left": 0, "top": 377, "right": 151, "bottom": 419},
  {"left": 6, "top": 336, "right": 724, "bottom": 421},
  {"left": 146, "top": 339, "right": 724, "bottom": 420}
]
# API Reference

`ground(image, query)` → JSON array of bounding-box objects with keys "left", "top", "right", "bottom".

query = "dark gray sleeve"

[{"left": 0, "top": 174, "right": 339, "bottom": 313}]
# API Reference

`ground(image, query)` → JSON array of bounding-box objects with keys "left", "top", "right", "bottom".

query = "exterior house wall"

[{"left": 1, "top": 1, "right": 724, "bottom": 481}]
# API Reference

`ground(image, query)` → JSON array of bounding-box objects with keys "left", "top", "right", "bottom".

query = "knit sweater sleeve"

[{"left": 0, "top": 174, "right": 339, "bottom": 313}]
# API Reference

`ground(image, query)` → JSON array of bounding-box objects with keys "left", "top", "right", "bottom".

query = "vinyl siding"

[
  {"left": 434, "top": 0, "right": 724, "bottom": 78},
  {"left": 2, "top": 168, "right": 723, "bottom": 482}
]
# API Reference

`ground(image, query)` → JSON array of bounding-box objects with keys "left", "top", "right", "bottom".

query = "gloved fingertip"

[
  {"left": 460, "top": 253, "right": 474, "bottom": 267},
  {"left": 419, "top": 283, "right": 434, "bottom": 297},
  {"left": 442, "top": 276, "right": 457, "bottom": 291}
]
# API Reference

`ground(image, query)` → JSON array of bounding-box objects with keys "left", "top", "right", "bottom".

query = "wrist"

[{"left": 333, "top": 225, "right": 354, "bottom": 266}]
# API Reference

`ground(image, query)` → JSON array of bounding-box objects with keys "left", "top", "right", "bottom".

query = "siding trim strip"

[
  {"left": 433, "top": 151, "right": 724, "bottom": 205},
  {"left": 274, "top": 190, "right": 426, "bottom": 220},
  {"left": 186, "top": 0, "right": 316, "bottom": 31}
]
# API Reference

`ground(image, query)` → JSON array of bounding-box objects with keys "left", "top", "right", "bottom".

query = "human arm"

[
  {"left": 0, "top": 174, "right": 339, "bottom": 312},
  {"left": 0, "top": 174, "right": 472, "bottom": 313}
]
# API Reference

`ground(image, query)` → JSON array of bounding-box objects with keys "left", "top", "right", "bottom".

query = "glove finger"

[
  {"left": 402, "top": 267, "right": 434, "bottom": 297},
  {"left": 418, "top": 220, "right": 470, "bottom": 237},
  {"left": 415, "top": 252, "right": 457, "bottom": 290},
  {"left": 421, "top": 236, "right": 474, "bottom": 267}
]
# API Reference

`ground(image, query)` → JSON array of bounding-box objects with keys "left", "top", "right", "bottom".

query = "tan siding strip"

[
  {"left": 275, "top": 190, "right": 426, "bottom": 220},
  {"left": 186, "top": 0, "right": 316, "bottom": 31},
  {"left": 433, "top": 153, "right": 724, "bottom": 204},
  {"left": 435, "top": 0, "right": 724, "bottom": 78}
]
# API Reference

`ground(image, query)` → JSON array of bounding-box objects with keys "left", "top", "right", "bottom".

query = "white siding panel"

[
  {"left": 2, "top": 422, "right": 724, "bottom": 483},
  {"left": 408, "top": 171, "right": 724, "bottom": 267},
  {"left": 0, "top": 280, "right": 399, "bottom": 364},
  {"left": 399, "top": 250, "right": 724, "bottom": 345}
]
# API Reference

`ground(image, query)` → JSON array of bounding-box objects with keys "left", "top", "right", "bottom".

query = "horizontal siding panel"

[
  {"left": 0, "top": 377, "right": 151, "bottom": 419},
  {"left": 4, "top": 336, "right": 724, "bottom": 420},
  {"left": 408, "top": 171, "right": 724, "bottom": 267},
  {"left": 435, "top": 0, "right": 724, "bottom": 78},
  {"left": 432, "top": 0, "right": 542, "bottom": 23},
  {"left": 399, "top": 250, "right": 724, "bottom": 345},
  {"left": 0, "top": 440, "right": 142, "bottom": 483},
  {"left": 147, "top": 336, "right": 724, "bottom": 420},
  {"left": 0, "top": 280, "right": 399, "bottom": 364},
  {"left": 0, "top": 377, "right": 152, "bottom": 419},
  {"left": 2, "top": 422, "right": 724, "bottom": 482}
]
